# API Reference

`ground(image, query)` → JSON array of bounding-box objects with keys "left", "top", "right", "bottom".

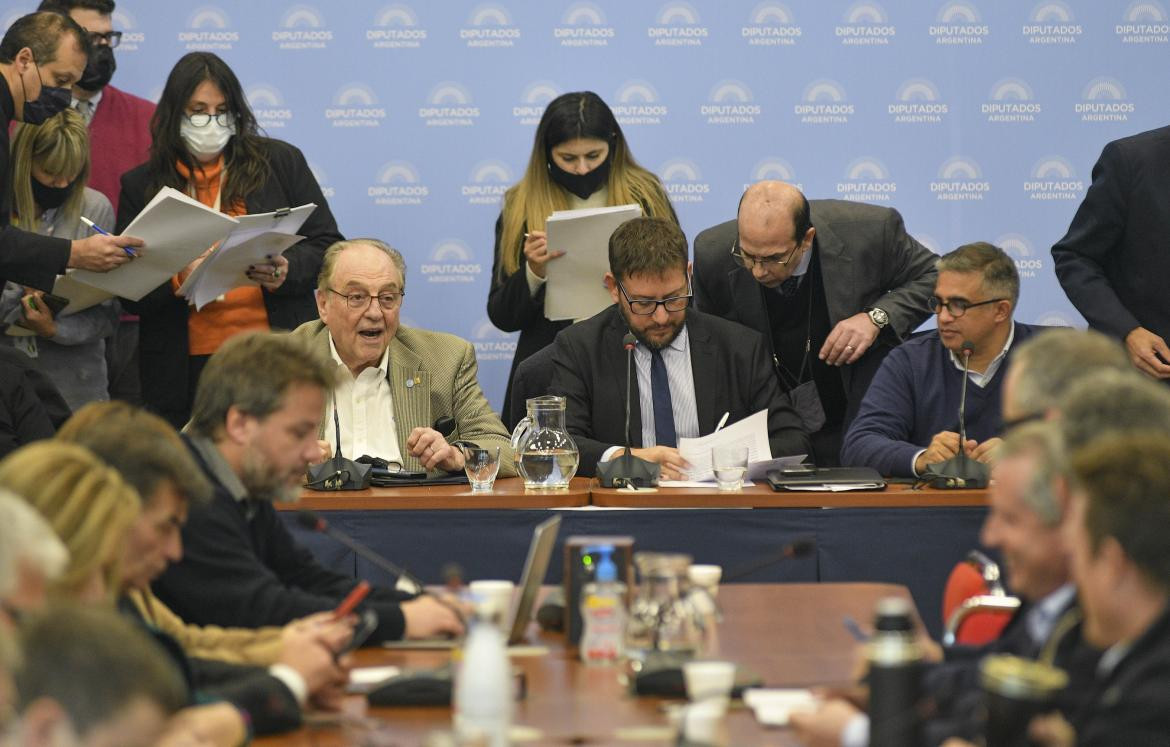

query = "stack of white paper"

[
  {"left": 544, "top": 203, "right": 642, "bottom": 321},
  {"left": 659, "top": 410, "right": 808, "bottom": 488}
]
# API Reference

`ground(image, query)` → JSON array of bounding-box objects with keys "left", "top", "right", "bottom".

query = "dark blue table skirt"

[{"left": 283, "top": 506, "right": 989, "bottom": 640}]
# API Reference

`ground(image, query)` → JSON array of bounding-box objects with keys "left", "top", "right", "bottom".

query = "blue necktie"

[{"left": 650, "top": 349, "right": 677, "bottom": 448}]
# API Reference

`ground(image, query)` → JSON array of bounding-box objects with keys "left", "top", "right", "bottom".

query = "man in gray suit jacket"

[
  {"left": 290, "top": 238, "right": 514, "bottom": 476},
  {"left": 693, "top": 181, "right": 936, "bottom": 464}
]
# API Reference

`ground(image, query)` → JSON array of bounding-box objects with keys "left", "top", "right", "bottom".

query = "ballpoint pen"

[{"left": 81, "top": 216, "right": 137, "bottom": 257}]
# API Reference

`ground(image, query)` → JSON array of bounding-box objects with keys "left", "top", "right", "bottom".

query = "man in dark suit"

[
  {"left": 1050, "top": 126, "right": 1170, "bottom": 382},
  {"left": 550, "top": 216, "right": 809, "bottom": 479},
  {"left": 693, "top": 181, "right": 937, "bottom": 464}
]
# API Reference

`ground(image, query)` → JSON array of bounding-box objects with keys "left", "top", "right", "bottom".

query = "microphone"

[
  {"left": 722, "top": 537, "right": 816, "bottom": 583},
  {"left": 297, "top": 510, "right": 423, "bottom": 595},
  {"left": 434, "top": 415, "right": 456, "bottom": 439},
  {"left": 597, "top": 331, "right": 661, "bottom": 488},
  {"left": 305, "top": 394, "right": 372, "bottom": 491},
  {"left": 924, "top": 340, "right": 990, "bottom": 489}
]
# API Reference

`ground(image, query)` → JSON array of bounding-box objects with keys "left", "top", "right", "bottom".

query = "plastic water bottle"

[
  {"left": 867, "top": 596, "right": 924, "bottom": 747},
  {"left": 454, "top": 608, "right": 511, "bottom": 746},
  {"left": 580, "top": 545, "right": 627, "bottom": 664}
]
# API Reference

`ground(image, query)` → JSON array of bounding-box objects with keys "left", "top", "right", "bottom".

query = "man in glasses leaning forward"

[
  {"left": 693, "top": 181, "right": 938, "bottom": 465},
  {"left": 549, "top": 216, "right": 810, "bottom": 479},
  {"left": 841, "top": 242, "right": 1043, "bottom": 478}
]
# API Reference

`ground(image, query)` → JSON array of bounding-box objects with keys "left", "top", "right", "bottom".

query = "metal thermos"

[{"left": 867, "top": 596, "right": 924, "bottom": 747}]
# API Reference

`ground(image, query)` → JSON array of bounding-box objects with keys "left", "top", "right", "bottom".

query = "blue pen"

[
  {"left": 81, "top": 216, "right": 136, "bottom": 257},
  {"left": 843, "top": 615, "right": 871, "bottom": 643}
]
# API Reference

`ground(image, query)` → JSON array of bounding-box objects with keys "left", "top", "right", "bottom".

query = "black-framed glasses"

[
  {"left": 184, "top": 111, "right": 234, "bottom": 128},
  {"left": 928, "top": 296, "right": 1006, "bottom": 318},
  {"left": 616, "top": 279, "right": 691, "bottom": 315},
  {"left": 327, "top": 288, "right": 405, "bottom": 311},
  {"left": 730, "top": 238, "right": 803, "bottom": 270},
  {"left": 87, "top": 30, "right": 123, "bottom": 48}
]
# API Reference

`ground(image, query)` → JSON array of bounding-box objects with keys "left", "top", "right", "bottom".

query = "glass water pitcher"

[{"left": 509, "top": 395, "right": 579, "bottom": 490}]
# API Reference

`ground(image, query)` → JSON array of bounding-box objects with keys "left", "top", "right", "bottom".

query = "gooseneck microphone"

[
  {"left": 723, "top": 537, "right": 816, "bottom": 582},
  {"left": 622, "top": 332, "right": 637, "bottom": 452},
  {"left": 297, "top": 510, "right": 423, "bottom": 595},
  {"left": 957, "top": 340, "right": 974, "bottom": 458},
  {"left": 305, "top": 394, "right": 373, "bottom": 490},
  {"left": 596, "top": 332, "right": 661, "bottom": 488},
  {"left": 924, "top": 340, "right": 990, "bottom": 489}
]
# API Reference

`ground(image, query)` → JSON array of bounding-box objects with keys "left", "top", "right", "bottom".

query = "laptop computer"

[{"left": 382, "top": 514, "right": 561, "bottom": 649}]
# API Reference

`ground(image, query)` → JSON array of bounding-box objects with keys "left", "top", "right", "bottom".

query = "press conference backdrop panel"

[{"left": 22, "top": 0, "right": 1169, "bottom": 412}]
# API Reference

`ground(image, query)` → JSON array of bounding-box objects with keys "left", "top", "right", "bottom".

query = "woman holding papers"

[
  {"left": 116, "top": 52, "right": 342, "bottom": 428},
  {"left": 0, "top": 109, "right": 119, "bottom": 410},
  {"left": 488, "top": 91, "right": 677, "bottom": 426}
]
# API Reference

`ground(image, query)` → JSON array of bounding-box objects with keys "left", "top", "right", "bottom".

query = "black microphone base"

[
  {"left": 923, "top": 455, "right": 989, "bottom": 489},
  {"left": 597, "top": 450, "right": 660, "bottom": 488},
  {"left": 306, "top": 457, "right": 373, "bottom": 491}
]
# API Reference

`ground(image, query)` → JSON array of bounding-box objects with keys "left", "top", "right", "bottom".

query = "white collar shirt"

[
  {"left": 948, "top": 321, "right": 1016, "bottom": 389},
  {"left": 324, "top": 335, "right": 403, "bottom": 465}
]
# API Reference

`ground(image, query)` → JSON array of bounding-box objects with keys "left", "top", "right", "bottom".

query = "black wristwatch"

[{"left": 864, "top": 307, "right": 889, "bottom": 330}]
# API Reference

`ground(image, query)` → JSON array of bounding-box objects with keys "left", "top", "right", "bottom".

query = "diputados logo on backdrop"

[
  {"left": 1023, "top": 1, "right": 1081, "bottom": 44},
  {"left": 836, "top": 2, "right": 896, "bottom": 46},
  {"left": 1034, "top": 311, "right": 1075, "bottom": 327},
  {"left": 421, "top": 240, "right": 482, "bottom": 284},
  {"left": 837, "top": 158, "right": 897, "bottom": 203},
  {"left": 983, "top": 78, "right": 1041, "bottom": 123},
  {"left": 1077, "top": 77, "right": 1135, "bottom": 123},
  {"left": 702, "top": 80, "right": 760, "bottom": 125},
  {"left": 1117, "top": 1, "right": 1169, "bottom": 43},
  {"left": 889, "top": 78, "right": 948, "bottom": 124},
  {"left": 1024, "top": 157, "right": 1083, "bottom": 201},
  {"left": 463, "top": 161, "right": 513, "bottom": 206},
  {"left": 931, "top": 157, "right": 991, "bottom": 201},
  {"left": 930, "top": 1, "right": 989, "bottom": 45},
  {"left": 471, "top": 318, "right": 518, "bottom": 362},
  {"left": 659, "top": 159, "right": 710, "bottom": 204},
  {"left": 741, "top": 2, "right": 802, "bottom": 46},
  {"left": 461, "top": 4, "right": 521, "bottom": 48},
  {"left": 648, "top": 2, "right": 708, "bottom": 47},
  {"left": 111, "top": 9, "right": 145, "bottom": 51},
  {"left": 272, "top": 5, "right": 332, "bottom": 50},
  {"left": 179, "top": 6, "right": 238, "bottom": 51},
  {"left": 613, "top": 80, "right": 668, "bottom": 126},
  {"left": 247, "top": 85, "right": 293, "bottom": 130},
  {"left": 795, "top": 79, "right": 853, "bottom": 125},
  {"left": 513, "top": 81, "right": 561, "bottom": 126},
  {"left": 555, "top": 3, "right": 615, "bottom": 47},
  {"left": 419, "top": 82, "right": 480, "bottom": 127},
  {"left": 997, "top": 234, "right": 1044, "bottom": 280},
  {"left": 368, "top": 4, "right": 427, "bottom": 49},
  {"left": 308, "top": 163, "right": 335, "bottom": 199},
  {"left": 326, "top": 83, "right": 387, "bottom": 127},
  {"left": 745, "top": 158, "right": 804, "bottom": 193},
  {"left": 368, "top": 161, "right": 428, "bottom": 207}
]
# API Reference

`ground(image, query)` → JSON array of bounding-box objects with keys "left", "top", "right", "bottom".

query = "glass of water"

[
  {"left": 462, "top": 445, "right": 501, "bottom": 492},
  {"left": 711, "top": 445, "right": 749, "bottom": 492}
]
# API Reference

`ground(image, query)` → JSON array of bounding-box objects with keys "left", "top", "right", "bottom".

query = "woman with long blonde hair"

[{"left": 487, "top": 91, "right": 678, "bottom": 425}]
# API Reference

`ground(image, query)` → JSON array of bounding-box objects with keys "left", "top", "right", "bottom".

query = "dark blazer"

[
  {"left": 549, "top": 305, "right": 811, "bottom": 476},
  {"left": 116, "top": 138, "right": 343, "bottom": 427},
  {"left": 1051, "top": 126, "right": 1170, "bottom": 344},
  {"left": 692, "top": 200, "right": 937, "bottom": 409},
  {"left": 507, "top": 341, "right": 557, "bottom": 429}
]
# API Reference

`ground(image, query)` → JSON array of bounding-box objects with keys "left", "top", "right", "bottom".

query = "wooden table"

[
  {"left": 279, "top": 477, "right": 592, "bottom": 511},
  {"left": 256, "top": 582, "right": 910, "bottom": 746},
  {"left": 590, "top": 481, "right": 989, "bottom": 508}
]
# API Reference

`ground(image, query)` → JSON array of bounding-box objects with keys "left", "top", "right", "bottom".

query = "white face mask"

[{"left": 180, "top": 115, "right": 236, "bottom": 160}]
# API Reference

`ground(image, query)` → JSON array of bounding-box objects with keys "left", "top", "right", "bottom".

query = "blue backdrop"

[{"left": 8, "top": 0, "right": 1169, "bottom": 412}]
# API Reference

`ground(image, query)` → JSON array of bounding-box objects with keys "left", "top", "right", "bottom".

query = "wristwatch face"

[{"left": 868, "top": 307, "right": 889, "bottom": 328}]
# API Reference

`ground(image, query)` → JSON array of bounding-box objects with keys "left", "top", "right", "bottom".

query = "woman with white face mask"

[{"left": 115, "top": 52, "right": 343, "bottom": 429}]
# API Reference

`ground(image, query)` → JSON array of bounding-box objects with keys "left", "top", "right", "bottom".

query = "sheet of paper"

[
  {"left": 743, "top": 688, "right": 818, "bottom": 726},
  {"left": 544, "top": 203, "right": 641, "bottom": 321},
  {"left": 658, "top": 478, "right": 756, "bottom": 489},
  {"left": 68, "top": 187, "right": 238, "bottom": 301},
  {"left": 345, "top": 666, "right": 401, "bottom": 694},
  {"left": 50, "top": 273, "right": 115, "bottom": 316},
  {"left": 677, "top": 409, "right": 772, "bottom": 482}
]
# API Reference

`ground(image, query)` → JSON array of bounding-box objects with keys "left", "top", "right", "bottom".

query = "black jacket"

[
  {"left": 549, "top": 304, "right": 811, "bottom": 476},
  {"left": 116, "top": 138, "right": 343, "bottom": 427},
  {"left": 0, "top": 347, "right": 70, "bottom": 458}
]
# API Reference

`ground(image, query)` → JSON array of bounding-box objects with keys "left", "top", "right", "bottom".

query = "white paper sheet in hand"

[
  {"left": 676, "top": 409, "right": 772, "bottom": 482},
  {"left": 50, "top": 273, "right": 114, "bottom": 315},
  {"left": 68, "top": 187, "right": 239, "bottom": 301},
  {"left": 544, "top": 204, "right": 641, "bottom": 321}
]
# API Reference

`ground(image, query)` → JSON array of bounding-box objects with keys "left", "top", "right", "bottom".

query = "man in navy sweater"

[{"left": 841, "top": 242, "right": 1040, "bottom": 477}]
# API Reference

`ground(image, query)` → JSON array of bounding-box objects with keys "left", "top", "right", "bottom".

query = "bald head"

[{"left": 738, "top": 181, "right": 809, "bottom": 245}]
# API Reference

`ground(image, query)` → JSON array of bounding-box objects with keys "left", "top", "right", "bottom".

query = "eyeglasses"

[
  {"left": 184, "top": 112, "right": 234, "bottom": 128},
  {"left": 616, "top": 279, "right": 691, "bottom": 315},
  {"left": 327, "top": 288, "right": 405, "bottom": 311},
  {"left": 730, "top": 238, "right": 803, "bottom": 270},
  {"left": 927, "top": 296, "right": 1006, "bottom": 318},
  {"left": 87, "top": 30, "right": 123, "bottom": 48}
]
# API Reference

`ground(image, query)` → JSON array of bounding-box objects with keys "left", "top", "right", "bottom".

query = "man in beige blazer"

[{"left": 290, "top": 238, "right": 515, "bottom": 476}]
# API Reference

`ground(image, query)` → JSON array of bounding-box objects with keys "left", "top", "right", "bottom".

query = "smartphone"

[
  {"left": 40, "top": 293, "right": 70, "bottom": 316},
  {"left": 339, "top": 609, "right": 379, "bottom": 655},
  {"left": 332, "top": 580, "right": 371, "bottom": 620}
]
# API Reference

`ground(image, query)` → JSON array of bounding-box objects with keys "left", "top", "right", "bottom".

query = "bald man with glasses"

[{"left": 693, "top": 181, "right": 937, "bottom": 465}]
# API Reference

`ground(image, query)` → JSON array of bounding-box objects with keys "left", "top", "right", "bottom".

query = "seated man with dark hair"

[{"left": 550, "top": 216, "right": 809, "bottom": 479}]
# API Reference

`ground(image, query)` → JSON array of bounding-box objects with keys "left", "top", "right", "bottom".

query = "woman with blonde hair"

[
  {"left": 487, "top": 91, "right": 678, "bottom": 425},
  {"left": 0, "top": 440, "right": 138, "bottom": 601},
  {"left": 1, "top": 108, "right": 120, "bottom": 410}
]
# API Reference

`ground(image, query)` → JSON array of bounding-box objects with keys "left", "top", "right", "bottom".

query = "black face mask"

[
  {"left": 20, "top": 61, "right": 72, "bottom": 125},
  {"left": 548, "top": 153, "right": 612, "bottom": 200},
  {"left": 77, "top": 45, "right": 116, "bottom": 92},
  {"left": 30, "top": 176, "right": 72, "bottom": 210}
]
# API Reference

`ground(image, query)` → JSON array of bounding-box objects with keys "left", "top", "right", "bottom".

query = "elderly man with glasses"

[
  {"left": 550, "top": 216, "right": 810, "bottom": 479},
  {"left": 693, "top": 181, "right": 937, "bottom": 465},
  {"left": 840, "top": 242, "right": 1043, "bottom": 477}
]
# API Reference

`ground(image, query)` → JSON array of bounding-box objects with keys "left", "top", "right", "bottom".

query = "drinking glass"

[{"left": 711, "top": 445, "right": 749, "bottom": 492}]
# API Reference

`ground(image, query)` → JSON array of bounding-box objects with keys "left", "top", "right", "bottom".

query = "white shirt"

[{"left": 323, "top": 336, "right": 403, "bottom": 464}]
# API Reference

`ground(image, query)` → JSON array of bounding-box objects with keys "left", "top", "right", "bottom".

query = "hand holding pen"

[{"left": 67, "top": 217, "right": 144, "bottom": 272}]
